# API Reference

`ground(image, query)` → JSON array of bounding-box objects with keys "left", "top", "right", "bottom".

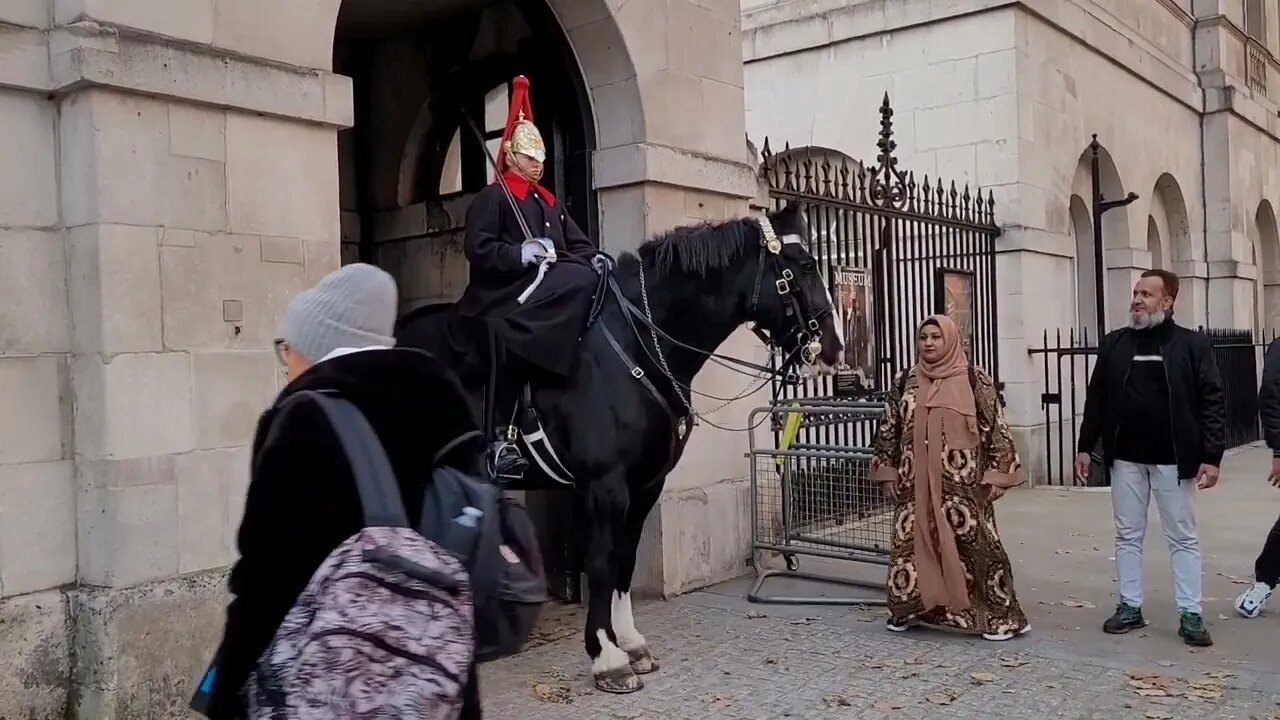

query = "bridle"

[
  {"left": 594, "top": 214, "right": 837, "bottom": 444},
  {"left": 746, "top": 216, "right": 834, "bottom": 383}
]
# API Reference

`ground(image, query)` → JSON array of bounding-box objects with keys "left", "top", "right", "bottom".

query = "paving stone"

[{"left": 480, "top": 593, "right": 1280, "bottom": 719}]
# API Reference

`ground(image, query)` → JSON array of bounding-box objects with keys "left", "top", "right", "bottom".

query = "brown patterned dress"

[{"left": 871, "top": 366, "right": 1029, "bottom": 636}]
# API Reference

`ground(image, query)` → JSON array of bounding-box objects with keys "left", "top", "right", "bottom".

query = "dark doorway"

[{"left": 333, "top": 0, "right": 595, "bottom": 603}]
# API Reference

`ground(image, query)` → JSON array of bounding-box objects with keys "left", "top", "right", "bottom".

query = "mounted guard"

[{"left": 455, "top": 75, "right": 610, "bottom": 480}]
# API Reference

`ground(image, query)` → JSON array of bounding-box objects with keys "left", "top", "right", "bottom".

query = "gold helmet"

[
  {"left": 497, "top": 76, "right": 547, "bottom": 176},
  {"left": 505, "top": 110, "right": 546, "bottom": 164}
]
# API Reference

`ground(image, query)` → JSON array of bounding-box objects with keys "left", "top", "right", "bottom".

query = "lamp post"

[{"left": 1090, "top": 134, "right": 1139, "bottom": 336}]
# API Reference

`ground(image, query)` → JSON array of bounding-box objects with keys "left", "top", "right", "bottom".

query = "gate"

[
  {"left": 747, "top": 399, "right": 891, "bottom": 605},
  {"left": 760, "top": 94, "right": 1002, "bottom": 419},
  {"left": 1028, "top": 327, "right": 1272, "bottom": 486},
  {"left": 747, "top": 94, "right": 1001, "bottom": 603}
]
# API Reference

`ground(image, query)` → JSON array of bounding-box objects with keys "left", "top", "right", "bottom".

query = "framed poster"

[
  {"left": 935, "top": 267, "right": 976, "bottom": 357},
  {"left": 833, "top": 266, "right": 875, "bottom": 395}
]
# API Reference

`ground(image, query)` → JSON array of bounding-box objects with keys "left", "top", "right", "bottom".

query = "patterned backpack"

[{"left": 245, "top": 391, "right": 476, "bottom": 719}]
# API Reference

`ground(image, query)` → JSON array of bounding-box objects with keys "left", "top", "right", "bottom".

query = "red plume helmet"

[{"left": 496, "top": 75, "right": 546, "bottom": 176}]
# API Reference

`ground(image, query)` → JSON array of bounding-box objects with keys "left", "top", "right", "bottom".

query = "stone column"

[
  {"left": 0, "top": 6, "right": 76, "bottom": 717},
  {"left": 557, "top": 0, "right": 761, "bottom": 596},
  {"left": 35, "top": 7, "right": 350, "bottom": 715}
]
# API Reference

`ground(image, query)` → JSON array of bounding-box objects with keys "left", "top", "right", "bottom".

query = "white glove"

[
  {"left": 591, "top": 253, "right": 615, "bottom": 273},
  {"left": 521, "top": 238, "right": 554, "bottom": 266}
]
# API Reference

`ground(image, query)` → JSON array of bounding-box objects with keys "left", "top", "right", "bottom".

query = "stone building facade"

[
  {"left": 743, "top": 0, "right": 1280, "bottom": 479},
  {"left": 0, "top": 0, "right": 763, "bottom": 715}
]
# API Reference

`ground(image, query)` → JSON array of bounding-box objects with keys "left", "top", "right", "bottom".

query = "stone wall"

[
  {"left": 0, "top": 5, "right": 74, "bottom": 718},
  {"left": 0, "top": 0, "right": 764, "bottom": 714}
]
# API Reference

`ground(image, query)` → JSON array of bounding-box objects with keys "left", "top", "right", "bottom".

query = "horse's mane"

[{"left": 623, "top": 218, "right": 758, "bottom": 278}]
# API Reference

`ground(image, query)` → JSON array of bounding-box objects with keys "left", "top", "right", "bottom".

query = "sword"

[{"left": 460, "top": 112, "right": 557, "bottom": 305}]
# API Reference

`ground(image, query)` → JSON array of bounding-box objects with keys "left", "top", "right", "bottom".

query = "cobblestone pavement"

[
  {"left": 481, "top": 446, "right": 1280, "bottom": 719},
  {"left": 480, "top": 589, "right": 1280, "bottom": 719}
]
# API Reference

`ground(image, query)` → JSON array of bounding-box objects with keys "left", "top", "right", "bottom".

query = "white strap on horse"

[{"left": 756, "top": 215, "right": 806, "bottom": 251}]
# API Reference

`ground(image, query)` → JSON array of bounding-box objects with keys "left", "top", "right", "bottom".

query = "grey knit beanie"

[{"left": 280, "top": 263, "right": 399, "bottom": 362}]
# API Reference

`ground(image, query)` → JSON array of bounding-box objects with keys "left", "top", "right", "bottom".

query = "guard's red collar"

[{"left": 500, "top": 171, "right": 556, "bottom": 207}]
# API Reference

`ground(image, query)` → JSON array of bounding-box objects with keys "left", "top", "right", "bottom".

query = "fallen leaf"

[
  {"left": 532, "top": 683, "right": 573, "bottom": 704},
  {"left": 1002, "top": 689, "right": 1017, "bottom": 694},
  {"left": 765, "top": 657, "right": 778, "bottom": 665},
  {"left": 1182, "top": 681, "right": 1223, "bottom": 696},
  {"left": 701, "top": 692, "right": 735, "bottom": 709},
  {"left": 821, "top": 694, "right": 851, "bottom": 708},
  {"left": 1060, "top": 600, "right": 1096, "bottom": 609},
  {"left": 926, "top": 691, "right": 955, "bottom": 706},
  {"left": 873, "top": 700, "right": 905, "bottom": 711},
  {"left": 1157, "top": 661, "right": 1176, "bottom": 667},
  {"left": 1135, "top": 689, "right": 1169, "bottom": 697},
  {"left": 971, "top": 672, "right": 998, "bottom": 685},
  {"left": 999, "top": 655, "right": 1031, "bottom": 668},
  {"left": 1219, "top": 614, "right": 1231, "bottom": 621},
  {"left": 746, "top": 611, "right": 766, "bottom": 619},
  {"left": 1189, "top": 680, "right": 1223, "bottom": 689},
  {"left": 1203, "top": 670, "right": 1236, "bottom": 679},
  {"left": 1145, "top": 711, "right": 1174, "bottom": 720}
]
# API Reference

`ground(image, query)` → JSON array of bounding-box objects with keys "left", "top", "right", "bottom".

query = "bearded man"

[
  {"left": 1074, "top": 269, "right": 1226, "bottom": 646},
  {"left": 455, "top": 76, "right": 608, "bottom": 480}
]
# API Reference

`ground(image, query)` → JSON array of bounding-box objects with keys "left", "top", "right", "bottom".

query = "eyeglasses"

[{"left": 273, "top": 338, "right": 290, "bottom": 366}]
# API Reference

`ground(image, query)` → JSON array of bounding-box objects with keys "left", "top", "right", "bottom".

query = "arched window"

[{"left": 438, "top": 82, "right": 513, "bottom": 197}]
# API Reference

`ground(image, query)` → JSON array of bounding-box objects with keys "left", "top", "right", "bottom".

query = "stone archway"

[
  {"left": 1146, "top": 215, "right": 1163, "bottom": 270},
  {"left": 1152, "top": 173, "right": 1192, "bottom": 266},
  {"left": 1068, "top": 194, "right": 1095, "bottom": 336},
  {"left": 329, "top": 0, "right": 642, "bottom": 605},
  {"left": 331, "top": 1, "right": 617, "bottom": 309},
  {"left": 1255, "top": 200, "right": 1280, "bottom": 335}
]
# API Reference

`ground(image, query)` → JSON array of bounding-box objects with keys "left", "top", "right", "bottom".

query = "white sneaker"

[
  {"left": 982, "top": 625, "right": 1032, "bottom": 642},
  {"left": 1235, "top": 582, "right": 1274, "bottom": 619}
]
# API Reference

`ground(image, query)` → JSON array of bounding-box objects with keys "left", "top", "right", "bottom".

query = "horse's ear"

[{"left": 776, "top": 200, "right": 806, "bottom": 219}]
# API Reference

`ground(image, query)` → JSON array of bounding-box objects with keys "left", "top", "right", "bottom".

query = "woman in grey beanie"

[
  {"left": 275, "top": 262, "right": 400, "bottom": 381},
  {"left": 206, "top": 262, "right": 487, "bottom": 719}
]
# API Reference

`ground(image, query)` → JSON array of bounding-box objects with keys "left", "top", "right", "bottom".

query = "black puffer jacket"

[
  {"left": 1077, "top": 319, "right": 1226, "bottom": 479},
  {"left": 1258, "top": 337, "right": 1280, "bottom": 456},
  {"left": 205, "top": 347, "right": 485, "bottom": 719}
]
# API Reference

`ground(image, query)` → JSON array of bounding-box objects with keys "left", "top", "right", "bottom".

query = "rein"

[{"left": 603, "top": 216, "right": 831, "bottom": 433}]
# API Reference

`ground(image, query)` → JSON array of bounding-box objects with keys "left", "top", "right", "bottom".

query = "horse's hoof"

[
  {"left": 627, "top": 647, "right": 659, "bottom": 674},
  {"left": 593, "top": 667, "right": 643, "bottom": 694}
]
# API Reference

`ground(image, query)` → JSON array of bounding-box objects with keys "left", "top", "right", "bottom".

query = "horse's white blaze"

[
  {"left": 592, "top": 628, "right": 631, "bottom": 674},
  {"left": 611, "top": 591, "right": 646, "bottom": 651}
]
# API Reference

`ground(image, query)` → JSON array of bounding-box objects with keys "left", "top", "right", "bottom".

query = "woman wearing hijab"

[{"left": 871, "top": 315, "right": 1030, "bottom": 641}]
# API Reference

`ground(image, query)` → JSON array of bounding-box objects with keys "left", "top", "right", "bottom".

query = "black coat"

[
  {"left": 1258, "top": 337, "right": 1280, "bottom": 456},
  {"left": 455, "top": 181, "right": 600, "bottom": 377},
  {"left": 204, "top": 348, "right": 485, "bottom": 720},
  {"left": 1077, "top": 319, "right": 1227, "bottom": 479}
]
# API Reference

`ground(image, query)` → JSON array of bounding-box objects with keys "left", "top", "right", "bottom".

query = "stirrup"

[{"left": 489, "top": 438, "right": 528, "bottom": 483}]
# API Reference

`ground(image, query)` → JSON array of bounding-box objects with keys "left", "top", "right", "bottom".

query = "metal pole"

[
  {"left": 1088, "top": 134, "right": 1141, "bottom": 338},
  {"left": 1090, "top": 135, "right": 1106, "bottom": 336}
]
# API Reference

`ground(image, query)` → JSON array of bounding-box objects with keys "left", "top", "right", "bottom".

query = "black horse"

[{"left": 394, "top": 202, "right": 843, "bottom": 693}]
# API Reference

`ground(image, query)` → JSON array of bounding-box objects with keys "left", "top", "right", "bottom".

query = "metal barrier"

[{"left": 747, "top": 399, "right": 891, "bottom": 605}]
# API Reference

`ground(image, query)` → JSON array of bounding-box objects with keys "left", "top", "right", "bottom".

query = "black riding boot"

[{"left": 489, "top": 357, "right": 530, "bottom": 483}]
